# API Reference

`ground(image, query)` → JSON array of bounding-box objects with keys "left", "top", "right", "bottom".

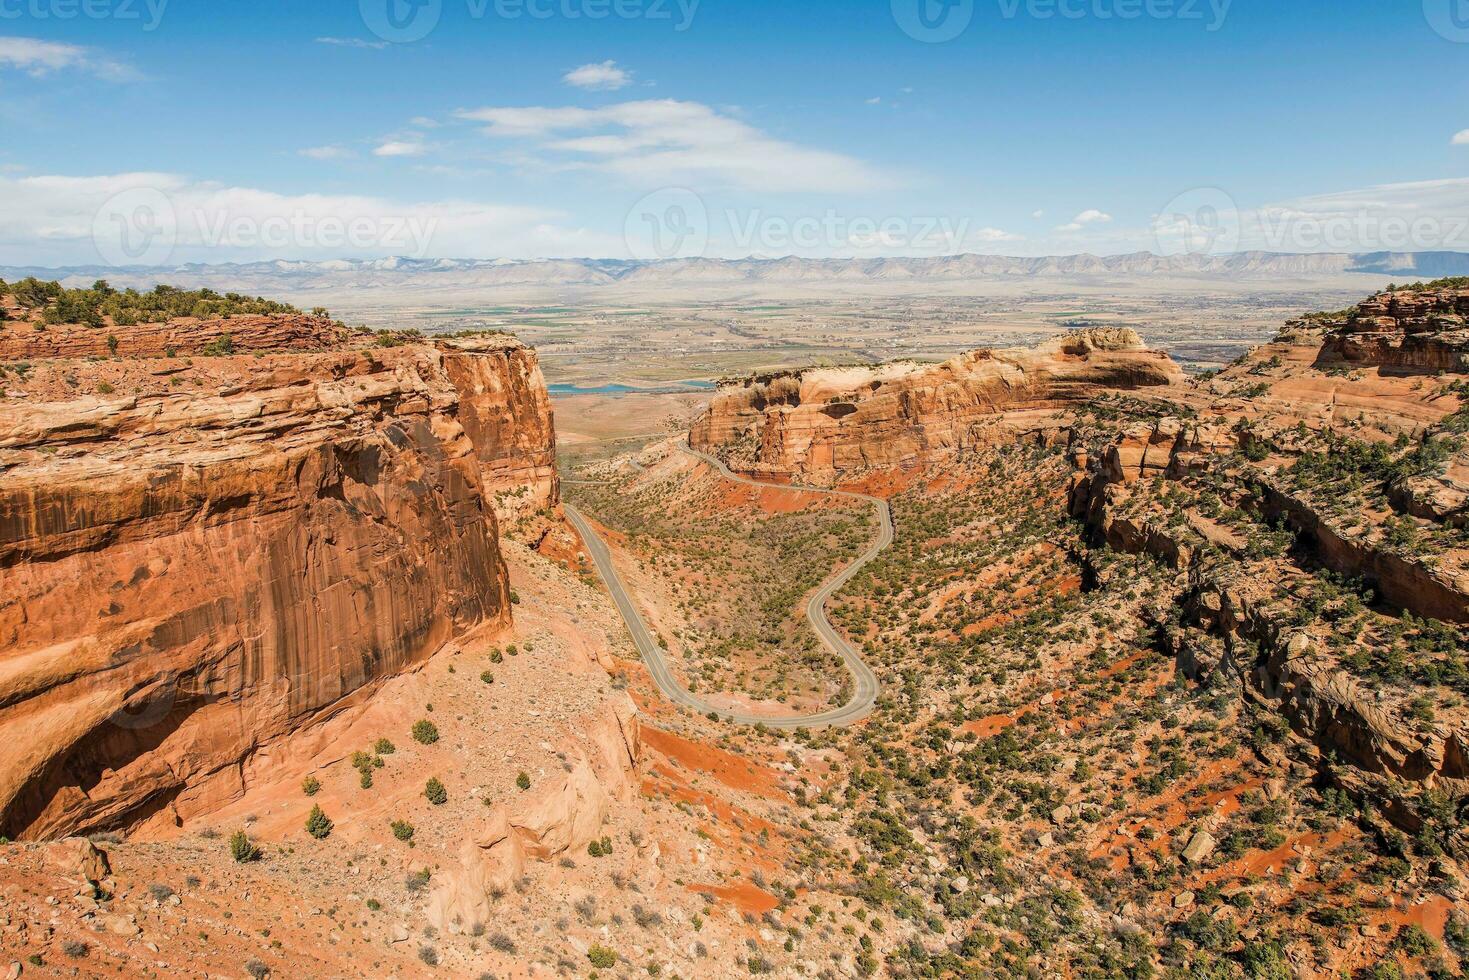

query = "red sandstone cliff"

[
  {"left": 1303, "top": 286, "right": 1469, "bottom": 373},
  {"left": 690, "top": 328, "right": 1182, "bottom": 483},
  {"left": 443, "top": 336, "right": 560, "bottom": 522},
  {"left": 0, "top": 316, "right": 558, "bottom": 839}
]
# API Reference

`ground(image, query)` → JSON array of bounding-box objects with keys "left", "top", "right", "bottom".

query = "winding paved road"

[{"left": 564, "top": 445, "right": 890, "bottom": 729}]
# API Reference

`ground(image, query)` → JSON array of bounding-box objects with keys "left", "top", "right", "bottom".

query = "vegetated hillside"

[
  {"left": 0, "top": 279, "right": 559, "bottom": 840},
  {"left": 570, "top": 448, "right": 876, "bottom": 713},
  {"left": 652, "top": 282, "right": 1469, "bottom": 976}
]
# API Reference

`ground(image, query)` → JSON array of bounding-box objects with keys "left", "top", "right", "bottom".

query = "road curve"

[{"left": 563, "top": 444, "right": 891, "bottom": 729}]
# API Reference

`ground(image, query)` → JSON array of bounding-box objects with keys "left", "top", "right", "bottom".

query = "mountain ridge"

[{"left": 6, "top": 250, "right": 1469, "bottom": 294}]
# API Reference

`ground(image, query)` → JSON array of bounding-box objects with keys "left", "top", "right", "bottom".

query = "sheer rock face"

[
  {"left": 443, "top": 337, "right": 560, "bottom": 522},
  {"left": 691, "top": 328, "right": 1183, "bottom": 483},
  {"left": 1311, "top": 288, "right": 1469, "bottom": 373},
  {"left": 0, "top": 323, "right": 557, "bottom": 839}
]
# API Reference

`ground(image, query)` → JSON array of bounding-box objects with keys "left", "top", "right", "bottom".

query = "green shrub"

[
  {"left": 391, "top": 820, "right": 415, "bottom": 842},
  {"left": 230, "top": 830, "right": 261, "bottom": 863},
  {"left": 374, "top": 738, "right": 395, "bottom": 755},
  {"left": 412, "top": 720, "right": 439, "bottom": 745},
  {"left": 1395, "top": 924, "right": 1437, "bottom": 958},
  {"left": 305, "top": 805, "right": 333, "bottom": 840},
  {"left": 425, "top": 778, "right": 447, "bottom": 805},
  {"left": 587, "top": 945, "right": 617, "bottom": 969},
  {"left": 200, "top": 333, "right": 235, "bottom": 356},
  {"left": 516, "top": 771, "right": 531, "bottom": 791},
  {"left": 480, "top": 670, "right": 494, "bottom": 684},
  {"left": 301, "top": 776, "right": 321, "bottom": 796}
]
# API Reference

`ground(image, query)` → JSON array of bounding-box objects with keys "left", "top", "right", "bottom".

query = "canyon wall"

[
  {"left": 691, "top": 328, "right": 1183, "bottom": 483},
  {"left": 0, "top": 318, "right": 558, "bottom": 839},
  {"left": 1309, "top": 286, "right": 1469, "bottom": 373},
  {"left": 442, "top": 336, "right": 560, "bottom": 522}
]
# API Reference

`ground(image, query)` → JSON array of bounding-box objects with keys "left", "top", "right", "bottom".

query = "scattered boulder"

[
  {"left": 1181, "top": 830, "right": 1217, "bottom": 864},
  {"left": 41, "top": 838, "right": 109, "bottom": 883}
]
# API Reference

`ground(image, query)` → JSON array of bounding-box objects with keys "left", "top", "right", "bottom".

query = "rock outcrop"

[
  {"left": 1179, "top": 573, "right": 1469, "bottom": 816},
  {"left": 1309, "top": 286, "right": 1469, "bottom": 373},
  {"left": 427, "top": 696, "right": 641, "bottom": 933},
  {"left": 0, "top": 317, "right": 558, "bottom": 839},
  {"left": 442, "top": 336, "right": 560, "bottom": 522},
  {"left": 691, "top": 328, "right": 1183, "bottom": 483},
  {"left": 0, "top": 313, "right": 353, "bottom": 361}
]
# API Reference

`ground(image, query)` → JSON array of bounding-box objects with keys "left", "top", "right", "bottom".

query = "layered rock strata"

[
  {"left": 0, "top": 318, "right": 558, "bottom": 839},
  {"left": 691, "top": 328, "right": 1182, "bottom": 483}
]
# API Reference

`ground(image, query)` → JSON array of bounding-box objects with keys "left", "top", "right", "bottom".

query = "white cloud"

[
  {"left": 300, "top": 145, "right": 354, "bottom": 161},
  {"left": 373, "top": 140, "right": 427, "bottom": 158},
  {"left": 563, "top": 60, "right": 632, "bottom": 91},
  {"left": 0, "top": 170, "right": 620, "bottom": 265},
  {"left": 0, "top": 36, "right": 135, "bottom": 80},
  {"left": 315, "top": 36, "right": 389, "bottom": 50},
  {"left": 1056, "top": 208, "right": 1113, "bottom": 232},
  {"left": 455, "top": 99, "right": 891, "bottom": 194},
  {"left": 1453, "top": 129, "right": 1469, "bottom": 146},
  {"left": 1031, "top": 210, "right": 1044, "bottom": 219},
  {"left": 865, "top": 97, "right": 882, "bottom": 105},
  {"left": 970, "top": 227, "right": 1021, "bottom": 243}
]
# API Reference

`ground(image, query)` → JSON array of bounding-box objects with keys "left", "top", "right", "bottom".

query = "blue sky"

[{"left": 2, "top": 0, "right": 1467, "bottom": 264}]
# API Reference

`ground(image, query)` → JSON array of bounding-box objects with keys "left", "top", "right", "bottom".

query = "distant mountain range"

[{"left": 5, "top": 251, "right": 1467, "bottom": 295}]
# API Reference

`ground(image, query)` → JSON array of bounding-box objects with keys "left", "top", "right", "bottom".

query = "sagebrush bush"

[
  {"left": 305, "top": 805, "right": 333, "bottom": 840},
  {"left": 230, "top": 830, "right": 261, "bottom": 863},
  {"left": 425, "top": 777, "right": 448, "bottom": 805}
]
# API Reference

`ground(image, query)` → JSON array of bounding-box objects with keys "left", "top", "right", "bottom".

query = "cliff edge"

[{"left": 0, "top": 310, "right": 558, "bottom": 839}]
